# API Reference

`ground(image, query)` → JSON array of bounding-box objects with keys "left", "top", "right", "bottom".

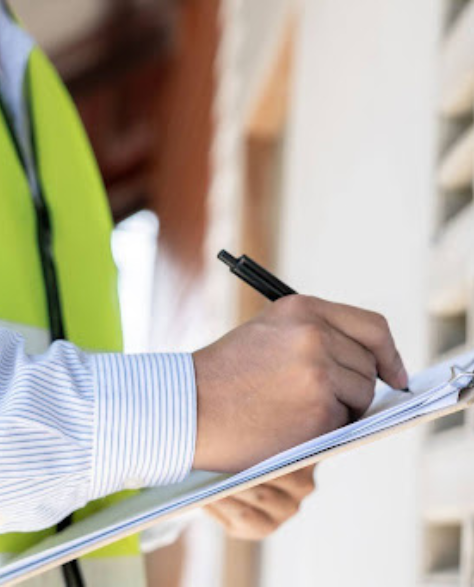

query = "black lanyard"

[{"left": 0, "top": 72, "right": 84, "bottom": 587}]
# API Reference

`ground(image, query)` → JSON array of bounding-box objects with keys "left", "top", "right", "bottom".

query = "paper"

[{"left": 2, "top": 350, "right": 474, "bottom": 585}]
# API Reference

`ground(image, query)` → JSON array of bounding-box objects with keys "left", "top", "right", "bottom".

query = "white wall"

[
  {"left": 261, "top": 1, "right": 443, "bottom": 586},
  {"left": 238, "top": 0, "right": 294, "bottom": 118}
]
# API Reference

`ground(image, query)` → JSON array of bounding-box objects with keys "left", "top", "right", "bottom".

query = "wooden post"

[{"left": 223, "top": 16, "right": 297, "bottom": 587}]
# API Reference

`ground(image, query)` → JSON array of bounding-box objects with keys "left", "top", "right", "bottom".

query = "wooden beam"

[
  {"left": 245, "top": 18, "right": 296, "bottom": 142},
  {"left": 107, "top": 175, "right": 151, "bottom": 224},
  {"left": 148, "top": 0, "right": 220, "bottom": 272},
  {"left": 52, "top": 2, "right": 177, "bottom": 94},
  {"left": 224, "top": 15, "right": 298, "bottom": 587},
  {"left": 239, "top": 16, "right": 297, "bottom": 319},
  {"left": 238, "top": 136, "right": 284, "bottom": 321},
  {"left": 223, "top": 540, "right": 262, "bottom": 587}
]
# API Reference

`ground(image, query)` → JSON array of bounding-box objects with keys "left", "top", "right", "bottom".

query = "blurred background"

[{"left": 10, "top": 0, "right": 474, "bottom": 585}]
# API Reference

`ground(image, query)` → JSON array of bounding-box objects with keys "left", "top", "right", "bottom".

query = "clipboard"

[{"left": 2, "top": 355, "right": 474, "bottom": 585}]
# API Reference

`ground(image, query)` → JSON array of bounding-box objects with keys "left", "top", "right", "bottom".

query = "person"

[{"left": 0, "top": 0, "right": 408, "bottom": 584}]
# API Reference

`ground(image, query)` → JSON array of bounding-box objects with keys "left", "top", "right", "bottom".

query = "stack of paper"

[{"left": 2, "top": 350, "right": 474, "bottom": 585}]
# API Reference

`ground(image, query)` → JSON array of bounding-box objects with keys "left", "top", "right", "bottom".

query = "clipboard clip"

[{"left": 449, "top": 365, "right": 474, "bottom": 389}]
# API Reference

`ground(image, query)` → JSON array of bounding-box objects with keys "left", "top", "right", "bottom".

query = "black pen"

[{"left": 218, "top": 250, "right": 410, "bottom": 393}]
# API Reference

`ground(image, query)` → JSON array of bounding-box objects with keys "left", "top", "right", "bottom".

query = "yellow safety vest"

[{"left": 0, "top": 11, "right": 146, "bottom": 587}]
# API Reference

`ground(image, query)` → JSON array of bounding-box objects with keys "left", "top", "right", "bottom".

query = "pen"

[{"left": 218, "top": 249, "right": 410, "bottom": 393}]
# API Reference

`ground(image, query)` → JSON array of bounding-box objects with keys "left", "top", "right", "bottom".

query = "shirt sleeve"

[{"left": 0, "top": 328, "right": 197, "bottom": 533}]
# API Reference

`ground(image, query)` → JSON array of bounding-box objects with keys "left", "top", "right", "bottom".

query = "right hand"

[{"left": 192, "top": 295, "right": 407, "bottom": 473}]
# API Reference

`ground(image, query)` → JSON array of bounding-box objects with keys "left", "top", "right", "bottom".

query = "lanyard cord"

[{"left": 0, "top": 60, "right": 85, "bottom": 587}]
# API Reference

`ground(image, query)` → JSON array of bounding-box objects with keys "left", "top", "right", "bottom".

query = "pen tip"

[{"left": 402, "top": 387, "right": 411, "bottom": 393}]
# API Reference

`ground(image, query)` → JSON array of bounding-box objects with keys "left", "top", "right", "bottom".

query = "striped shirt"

[
  {"left": 0, "top": 2, "right": 197, "bottom": 535},
  {"left": 0, "top": 328, "right": 196, "bottom": 532}
]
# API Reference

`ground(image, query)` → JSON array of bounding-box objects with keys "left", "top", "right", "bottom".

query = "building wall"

[{"left": 260, "top": 1, "right": 443, "bottom": 586}]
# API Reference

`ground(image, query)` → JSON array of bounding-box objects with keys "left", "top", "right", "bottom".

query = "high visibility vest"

[{"left": 0, "top": 10, "right": 146, "bottom": 587}]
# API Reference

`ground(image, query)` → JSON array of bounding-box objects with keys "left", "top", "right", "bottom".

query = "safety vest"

[{"left": 0, "top": 8, "right": 146, "bottom": 587}]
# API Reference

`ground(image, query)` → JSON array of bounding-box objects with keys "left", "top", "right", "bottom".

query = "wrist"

[{"left": 192, "top": 347, "right": 230, "bottom": 472}]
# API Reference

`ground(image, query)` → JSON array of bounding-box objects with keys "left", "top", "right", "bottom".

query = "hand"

[
  {"left": 193, "top": 295, "right": 407, "bottom": 473},
  {"left": 205, "top": 466, "right": 316, "bottom": 540}
]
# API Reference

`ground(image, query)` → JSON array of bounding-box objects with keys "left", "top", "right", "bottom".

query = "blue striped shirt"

[
  {"left": 0, "top": 328, "right": 197, "bottom": 532},
  {"left": 0, "top": 2, "right": 196, "bottom": 536}
]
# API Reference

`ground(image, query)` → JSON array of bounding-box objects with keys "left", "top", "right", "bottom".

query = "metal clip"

[{"left": 448, "top": 364, "right": 474, "bottom": 389}]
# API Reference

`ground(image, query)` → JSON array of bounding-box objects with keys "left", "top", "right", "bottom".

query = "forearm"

[{"left": 0, "top": 328, "right": 196, "bottom": 533}]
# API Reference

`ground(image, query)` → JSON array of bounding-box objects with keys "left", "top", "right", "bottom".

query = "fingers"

[
  {"left": 332, "top": 363, "right": 376, "bottom": 416},
  {"left": 206, "top": 497, "right": 278, "bottom": 539},
  {"left": 205, "top": 469, "right": 317, "bottom": 540},
  {"left": 311, "top": 298, "right": 408, "bottom": 389},
  {"left": 266, "top": 466, "right": 316, "bottom": 500},
  {"left": 327, "top": 328, "right": 377, "bottom": 383},
  {"left": 205, "top": 502, "right": 231, "bottom": 526},
  {"left": 232, "top": 484, "right": 300, "bottom": 523},
  {"left": 327, "top": 330, "right": 377, "bottom": 414}
]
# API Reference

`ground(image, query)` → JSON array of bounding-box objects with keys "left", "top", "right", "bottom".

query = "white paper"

[{"left": 2, "top": 350, "right": 474, "bottom": 584}]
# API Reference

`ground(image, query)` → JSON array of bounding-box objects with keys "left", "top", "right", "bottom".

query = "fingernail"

[{"left": 396, "top": 366, "right": 409, "bottom": 390}]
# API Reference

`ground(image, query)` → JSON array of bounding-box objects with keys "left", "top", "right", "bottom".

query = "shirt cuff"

[{"left": 88, "top": 353, "right": 196, "bottom": 500}]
